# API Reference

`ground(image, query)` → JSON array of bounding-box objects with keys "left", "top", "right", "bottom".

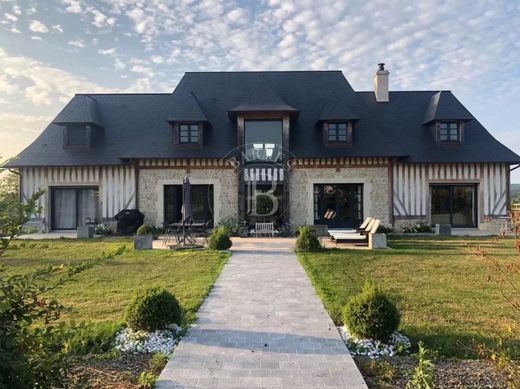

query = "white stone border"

[
  {"left": 305, "top": 177, "right": 373, "bottom": 226},
  {"left": 156, "top": 178, "right": 222, "bottom": 225}
]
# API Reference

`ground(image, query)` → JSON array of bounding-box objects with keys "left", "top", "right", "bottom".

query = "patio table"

[{"left": 164, "top": 222, "right": 207, "bottom": 246}]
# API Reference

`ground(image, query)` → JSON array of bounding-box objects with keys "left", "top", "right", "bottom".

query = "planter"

[
  {"left": 369, "top": 233, "right": 387, "bottom": 249},
  {"left": 435, "top": 223, "right": 452, "bottom": 236},
  {"left": 309, "top": 225, "right": 329, "bottom": 237},
  {"left": 134, "top": 234, "right": 153, "bottom": 250},
  {"left": 77, "top": 226, "right": 94, "bottom": 239}
]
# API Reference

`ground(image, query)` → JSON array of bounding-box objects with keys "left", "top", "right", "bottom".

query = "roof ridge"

[
  {"left": 356, "top": 90, "right": 452, "bottom": 93},
  {"left": 185, "top": 70, "right": 343, "bottom": 74},
  {"left": 75, "top": 93, "right": 173, "bottom": 96}
]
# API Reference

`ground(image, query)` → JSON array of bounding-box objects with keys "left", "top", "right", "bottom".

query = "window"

[
  {"left": 178, "top": 123, "right": 200, "bottom": 144},
  {"left": 64, "top": 125, "right": 89, "bottom": 148},
  {"left": 244, "top": 120, "right": 283, "bottom": 161},
  {"left": 164, "top": 184, "right": 214, "bottom": 226},
  {"left": 438, "top": 122, "right": 462, "bottom": 143},
  {"left": 325, "top": 122, "right": 351, "bottom": 144},
  {"left": 51, "top": 187, "right": 98, "bottom": 229}
]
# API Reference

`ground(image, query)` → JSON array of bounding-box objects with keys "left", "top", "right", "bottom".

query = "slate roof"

[
  {"left": 53, "top": 95, "right": 103, "bottom": 127},
  {"left": 5, "top": 70, "right": 520, "bottom": 167},
  {"left": 423, "top": 91, "right": 474, "bottom": 124},
  {"left": 167, "top": 92, "right": 208, "bottom": 122}
]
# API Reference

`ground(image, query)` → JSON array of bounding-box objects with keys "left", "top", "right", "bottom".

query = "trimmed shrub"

[
  {"left": 208, "top": 226, "right": 232, "bottom": 250},
  {"left": 295, "top": 225, "right": 322, "bottom": 251},
  {"left": 124, "top": 287, "right": 181, "bottom": 331},
  {"left": 342, "top": 280, "right": 400, "bottom": 341},
  {"left": 136, "top": 224, "right": 153, "bottom": 235}
]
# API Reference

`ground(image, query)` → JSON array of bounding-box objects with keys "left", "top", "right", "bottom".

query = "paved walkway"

[{"left": 156, "top": 239, "right": 367, "bottom": 388}]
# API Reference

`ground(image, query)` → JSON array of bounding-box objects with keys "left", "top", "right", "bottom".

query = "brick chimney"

[{"left": 373, "top": 63, "right": 389, "bottom": 102}]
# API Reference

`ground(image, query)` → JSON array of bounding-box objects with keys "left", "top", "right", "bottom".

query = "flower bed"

[
  {"left": 113, "top": 325, "right": 180, "bottom": 355},
  {"left": 339, "top": 326, "right": 411, "bottom": 358}
]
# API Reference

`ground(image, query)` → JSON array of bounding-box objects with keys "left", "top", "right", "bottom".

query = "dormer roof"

[
  {"left": 317, "top": 100, "right": 359, "bottom": 122},
  {"left": 167, "top": 92, "right": 208, "bottom": 122},
  {"left": 53, "top": 94, "right": 103, "bottom": 127},
  {"left": 228, "top": 83, "right": 298, "bottom": 113},
  {"left": 423, "top": 91, "right": 474, "bottom": 125}
]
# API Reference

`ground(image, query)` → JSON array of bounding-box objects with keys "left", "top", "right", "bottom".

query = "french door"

[
  {"left": 313, "top": 184, "right": 363, "bottom": 228},
  {"left": 430, "top": 185, "right": 477, "bottom": 228},
  {"left": 164, "top": 185, "right": 214, "bottom": 226},
  {"left": 51, "top": 187, "right": 98, "bottom": 230}
]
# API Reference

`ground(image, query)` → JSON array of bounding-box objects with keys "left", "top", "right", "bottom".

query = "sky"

[{"left": 0, "top": 0, "right": 519, "bottom": 181}]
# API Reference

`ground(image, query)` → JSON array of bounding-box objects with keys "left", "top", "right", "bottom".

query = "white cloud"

[
  {"left": 68, "top": 39, "right": 86, "bottom": 48},
  {"left": 91, "top": 9, "right": 115, "bottom": 28},
  {"left": 98, "top": 48, "right": 116, "bottom": 55},
  {"left": 10, "top": 27, "right": 20, "bottom": 33},
  {"left": 28, "top": 20, "right": 48, "bottom": 33},
  {"left": 150, "top": 55, "right": 164, "bottom": 64},
  {"left": 130, "top": 65, "right": 152, "bottom": 75},
  {"left": 12, "top": 5, "right": 22, "bottom": 15},
  {"left": 4, "top": 13, "right": 17, "bottom": 22},
  {"left": 52, "top": 24, "right": 63, "bottom": 33},
  {"left": 62, "top": 0, "right": 82, "bottom": 14},
  {"left": 114, "top": 58, "right": 126, "bottom": 70},
  {"left": 30, "top": 36, "right": 43, "bottom": 41}
]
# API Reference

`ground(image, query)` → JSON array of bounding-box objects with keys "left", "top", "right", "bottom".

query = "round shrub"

[
  {"left": 342, "top": 280, "right": 400, "bottom": 341},
  {"left": 136, "top": 224, "right": 153, "bottom": 235},
  {"left": 295, "top": 225, "right": 322, "bottom": 251},
  {"left": 124, "top": 287, "right": 181, "bottom": 331},
  {"left": 208, "top": 226, "right": 232, "bottom": 250}
]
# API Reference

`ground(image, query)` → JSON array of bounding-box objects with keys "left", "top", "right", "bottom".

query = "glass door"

[
  {"left": 313, "top": 184, "right": 363, "bottom": 228},
  {"left": 431, "top": 185, "right": 477, "bottom": 227},
  {"left": 51, "top": 187, "right": 98, "bottom": 230}
]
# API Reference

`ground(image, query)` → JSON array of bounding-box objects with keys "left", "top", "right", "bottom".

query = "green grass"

[
  {"left": 298, "top": 236, "right": 520, "bottom": 358},
  {"left": 2, "top": 238, "right": 228, "bottom": 325}
]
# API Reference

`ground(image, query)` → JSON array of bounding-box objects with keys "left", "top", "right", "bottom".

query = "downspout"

[{"left": 7, "top": 168, "right": 22, "bottom": 202}]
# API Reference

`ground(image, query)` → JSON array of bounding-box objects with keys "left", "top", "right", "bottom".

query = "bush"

[
  {"left": 401, "top": 222, "right": 432, "bottom": 233},
  {"left": 124, "top": 287, "right": 181, "bottom": 331},
  {"left": 94, "top": 224, "right": 113, "bottom": 235},
  {"left": 208, "top": 226, "right": 232, "bottom": 250},
  {"left": 136, "top": 224, "right": 153, "bottom": 235},
  {"left": 217, "top": 217, "right": 242, "bottom": 236},
  {"left": 295, "top": 225, "right": 322, "bottom": 251},
  {"left": 342, "top": 280, "right": 400, "bottom": 342},
  {"left": 63, "top": 322, "right": 121, "bottom": 355},
  {"left": 377, "top": 225, "right": 394, "bottom": 234}
]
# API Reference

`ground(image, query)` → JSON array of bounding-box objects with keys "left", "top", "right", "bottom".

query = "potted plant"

[{"left": 134, "top": 225, "right": 153, "bottom": 250}]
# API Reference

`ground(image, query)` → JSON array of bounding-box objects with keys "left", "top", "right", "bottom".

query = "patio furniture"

[
  {"left": 164, "top": 222, "right": 207, "bottom": 246},
  {"left": 332, "top": 219, "right": 381, "bottom": 245},
  {"left": 254, "top": 222, "right": 275, "bottom": 237}
]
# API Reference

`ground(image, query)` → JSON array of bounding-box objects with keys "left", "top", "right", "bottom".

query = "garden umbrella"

[{"left": 181, "top": 176, "right": 193, "bottom": 225}]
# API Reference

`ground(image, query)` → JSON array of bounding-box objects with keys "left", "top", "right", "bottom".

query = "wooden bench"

[{"left": 254, "top": 222, "right": 275, "bottom": 237}]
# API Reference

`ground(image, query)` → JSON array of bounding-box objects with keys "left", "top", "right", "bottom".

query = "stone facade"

[
  {"left": 138, "top": 168, "right": 239, "bottom": 227},
  {"left": 289, "top": 166, "right": 391, "bottom": 229}
]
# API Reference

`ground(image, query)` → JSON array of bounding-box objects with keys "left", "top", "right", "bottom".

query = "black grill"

[{"left": 114, "top": 209, "right": 145, "bottom": 235}]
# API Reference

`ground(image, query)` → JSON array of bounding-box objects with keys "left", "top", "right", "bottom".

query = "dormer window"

[
  {"left": 64, "top": 125, "right": 91, "bottom": 149},
  {"left": 324, "top": 122, "right": 352, "bottom": 145},
  {"left": 174, "top": 123, "right": 202, "bottom": 145},
  {"left": 437, "top": 121, "right": 463, "bottom": 143}
]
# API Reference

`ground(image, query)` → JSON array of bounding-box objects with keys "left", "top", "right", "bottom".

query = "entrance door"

[
  {"left": 51, "top": 187, "right": 98, "bottom": 230},
  {"left": 431, "top": 185, "right": 477, "bottom": 227},
  {"left": 164, "top": 185, "right": 214, "bottom": 226},
  {"left": 313, "top": 184, "right": 363, "bottom": 228}
]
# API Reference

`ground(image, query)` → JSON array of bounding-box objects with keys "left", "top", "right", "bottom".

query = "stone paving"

[{"left": 156, "top": 239, "right": 367, "bottom": 388}]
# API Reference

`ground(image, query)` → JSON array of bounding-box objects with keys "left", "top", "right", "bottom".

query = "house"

[{"left": 5, "top": 65, "right": 520, "bottom": 234}]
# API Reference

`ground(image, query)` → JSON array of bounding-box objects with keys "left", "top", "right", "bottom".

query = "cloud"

[
  {"left": 30, "top": 36, "right": 43, "bottom": 41},
  {"left": 52, "top": 24, "right": 63, "bottom": 33},
  {"left": 130, "top": 64, "right": 152, "bottom": 75},
  {"left": 114, "top": 58, "right": 126, "bottom": 70},
  {"left": 98, "top": 48, "right": 116, "bottom": 55},
  {"left": 62, "top": 0, "right": 82, "bottom": 14},
  {"left": 28, "top": 20, "right": 48, "bottom": 33},
  {"left": 150, "top": 55, "right": 164, "bottom": 64},
  {"left": 91, "top": 9, "right": 115, "bottom": 28},
  {"left": 4, "top": 13, "right": 17, "bottom": 22},
  {"left": 0, "top": 48, "right": 112, "bottom": 106},
  {"left": 68, "top": 39, "right": 85, "bottom": 48}
]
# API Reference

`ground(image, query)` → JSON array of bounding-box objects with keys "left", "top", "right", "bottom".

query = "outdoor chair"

[
  {"left": 254, "top": 222, "right": 275, "bottom": 237},
  {"left": 333, "top": 219, "right": 381, "bottom": 245}
]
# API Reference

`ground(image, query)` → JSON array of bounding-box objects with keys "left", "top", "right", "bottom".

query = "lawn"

[
  {"left": 1, "top": 238, "right": 228, "bottom": 325},
  {"left": 298, "top": 235, "right": 520, "bottom": 358}
]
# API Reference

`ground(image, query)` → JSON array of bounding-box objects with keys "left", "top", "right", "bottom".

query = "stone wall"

[
  {"left": 138, "top": 168, "right": 238, "bottom": 227},
  {"left": 289, "top": 166, "right": 391, "bottom": 229}
]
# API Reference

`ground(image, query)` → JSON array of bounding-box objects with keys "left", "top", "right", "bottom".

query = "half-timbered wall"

[
  {"left": 20, "top": 165, "right": 136, "bottom": 221},
  {"left": 393, "top": 163, "right": 509, "bottom": 218}
]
